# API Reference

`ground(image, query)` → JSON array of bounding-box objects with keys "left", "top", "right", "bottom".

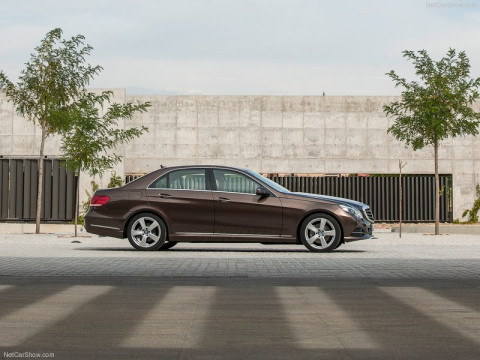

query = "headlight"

[{"left": 339, "top": 204, "right": 363, "bottom": 220}]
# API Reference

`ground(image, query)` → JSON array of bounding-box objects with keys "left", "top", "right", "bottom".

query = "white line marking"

[
  {"left": 380, "top": 287, "right": 480, "bottom": 344},
  {"left": 0, "top": 285, "right": 112, "bottom": 346},
  {"left": 0, "top": 285, "right": 13, "bottom": 293},
  {"left": 122, "top": 286, "right": 217, "bottom": 348},
  {"left": 276, "top": 286, "right": 377, "bottom": 349}
]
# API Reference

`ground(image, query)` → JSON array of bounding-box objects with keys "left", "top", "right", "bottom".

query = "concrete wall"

[{"left": 1, "top": 90, "right": 479, "bottom": 220}]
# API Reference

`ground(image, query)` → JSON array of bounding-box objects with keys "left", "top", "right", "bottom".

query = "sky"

[{"left": 1, "top": 0, "right": 480, "bottom": 95}]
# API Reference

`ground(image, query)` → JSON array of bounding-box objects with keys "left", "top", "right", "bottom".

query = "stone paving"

[
  {"left": 0, "top": 231, "right": 479, "bottom": 359},
  {"left": 0, "top": 231, "right": 478, "bottom": 279}
]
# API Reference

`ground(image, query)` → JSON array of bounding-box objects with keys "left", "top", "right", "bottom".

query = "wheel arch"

[
  {"left": 123, "top": 209, "right": 171, "bottom": 239},
  {"left": 295, "top": 210, "right": 344, "bottom": 245}
]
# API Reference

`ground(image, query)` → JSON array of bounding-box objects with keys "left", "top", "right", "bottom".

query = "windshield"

[{"left": 245, "top": 170, "right": 290, "bottom": 193}]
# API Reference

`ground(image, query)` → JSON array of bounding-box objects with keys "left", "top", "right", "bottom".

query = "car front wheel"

[
  {"left": 127, "top": 213, "right": 167, "bottom": 251},
  {"left": 300, "top": 213, "right": 341, "bottom": 252}
]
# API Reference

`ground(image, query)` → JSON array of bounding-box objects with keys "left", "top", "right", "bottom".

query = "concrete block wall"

[{"left": 1, "top": 90, "right": 480, "bottom": 220}]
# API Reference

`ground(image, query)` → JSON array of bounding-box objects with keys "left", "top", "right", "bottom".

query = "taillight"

[{"left": 90, "top": 195, "right": 110, "bottom": 207}]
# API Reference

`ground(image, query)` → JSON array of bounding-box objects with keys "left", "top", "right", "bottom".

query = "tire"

[
  {"left": 300, "top": 213, "right": 341, "bottom": 252},
  {"left": 159, "top": 241, "right": 177, "bottom": 250},
  {"left": 127, "top": 213, "right": 167, "bottom": 251}
]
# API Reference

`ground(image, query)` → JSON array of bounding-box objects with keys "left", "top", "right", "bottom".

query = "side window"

[
  {"left": 150, "top": 169, "right": 207, "bottom": 190},
  {"left": 150, "top": 174, "right": 167, "bottom": 189},
  {"left": 213, "top": 169, "right": 259, "bottom": 194}
]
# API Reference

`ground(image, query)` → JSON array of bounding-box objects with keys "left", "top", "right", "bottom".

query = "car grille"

[{"left": 363, "top": 207, "right": 375, "bottom": 223}]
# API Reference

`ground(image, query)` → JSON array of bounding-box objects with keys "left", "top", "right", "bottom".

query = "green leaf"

[
  {"left": 384, "top": 49, "right": 480, "bottom": 150},
  {"left": 59, "top": 91, "right": 150, "bottom": 177}
]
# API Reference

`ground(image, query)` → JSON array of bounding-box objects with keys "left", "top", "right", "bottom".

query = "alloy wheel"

[{"left": 130, "top": 216, "right": 163, "bottom": 248}]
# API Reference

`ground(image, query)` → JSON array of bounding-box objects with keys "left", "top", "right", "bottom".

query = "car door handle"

[
  {"left": 158, "top": 193, "right": 173, "bottom": 198},
  {"left": 217, "top": 197, "right": 231, "bottom": 203}
]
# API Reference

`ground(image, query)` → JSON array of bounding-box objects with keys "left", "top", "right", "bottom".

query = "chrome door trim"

[
  {"left": 91, "top": 224, "right": 121, "bottom": 230},
  {"left": 175, "top": 232, "right": 294, "bottom": 239}
]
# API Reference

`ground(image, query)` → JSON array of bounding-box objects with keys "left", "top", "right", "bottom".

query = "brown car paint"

[
  {"left": 212, "top": 191, "right": 283, "bottom": 236},
  {"left": 84, "top": 165, "right": 374, "bottom": 247},
  {"left": 146, "top": 188, "right": 214, "bottom": 235}
]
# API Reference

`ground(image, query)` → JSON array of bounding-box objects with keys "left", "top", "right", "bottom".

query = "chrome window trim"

[
  {"left": 146, "top": 166, "right": 280, "bottom": 197},
  {"left": 145, "top": 188, "right": 278, "bottom": 197},
  {"left": 212, "top": 190, "right": 278, "bottom": 198},
  {"left": 145, "top": 188, "right": 212, "bottom": 193}
]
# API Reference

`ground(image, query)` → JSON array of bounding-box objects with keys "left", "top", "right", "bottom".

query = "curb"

[
  {"left": 0, "top": 223, "right": 86, "bottom": 234},
  {"left": 391, "top": 225, "right": 480, "bottom": 235}
]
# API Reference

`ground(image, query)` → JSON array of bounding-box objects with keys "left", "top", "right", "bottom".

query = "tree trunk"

[
  {"left": 35, "top": 122, "right": 47, "bottom": 234},
  {"left": 434, "top": 142, "right": 440, "bottom": 235},
  {"left": 74, "top": 171, "right": 80, "bottom": 237}
]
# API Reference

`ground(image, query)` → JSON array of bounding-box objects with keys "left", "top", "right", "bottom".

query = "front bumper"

[{"left": 344, "top": 218, "right": 374, "bottom": 243}]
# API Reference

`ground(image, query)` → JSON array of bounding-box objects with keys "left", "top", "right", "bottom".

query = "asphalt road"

[{"left": 0, "top": 231, "right": 479, "bottom": 360}]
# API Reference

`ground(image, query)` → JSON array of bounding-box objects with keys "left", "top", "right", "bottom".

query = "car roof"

[{"left": 160, "top": 165, "right": 251, "bottom": 172}]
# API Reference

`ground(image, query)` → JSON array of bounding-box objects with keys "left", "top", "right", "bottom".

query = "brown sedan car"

[{"left": 85, "top": 166, "right": 374, "bottom": 252}]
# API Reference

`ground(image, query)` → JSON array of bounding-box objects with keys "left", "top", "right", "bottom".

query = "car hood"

[{"left": 285, "top": 192, "right": 367, "bottom": 209}]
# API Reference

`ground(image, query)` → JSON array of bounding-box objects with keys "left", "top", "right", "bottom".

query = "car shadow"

[{"left": 74, "top": 247, "right": 366, "bottom": 253}]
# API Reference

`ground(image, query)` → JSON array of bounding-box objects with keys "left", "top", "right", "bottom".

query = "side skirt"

[{"left": 170, "top": 233, "right": 297, "bottom": 244}]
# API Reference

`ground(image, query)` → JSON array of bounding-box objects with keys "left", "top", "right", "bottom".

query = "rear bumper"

[{"left": 84, "top": 211, "right": 125, "bottom": 238}]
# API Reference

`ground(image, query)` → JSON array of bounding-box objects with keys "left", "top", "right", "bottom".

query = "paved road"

[{"left": 0, "top": 232, "right": 479, "bottom": 359}]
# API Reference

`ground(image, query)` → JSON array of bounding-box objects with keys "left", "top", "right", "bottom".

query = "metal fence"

[
  {"left": 2, "top": 159, "right": 452, "bottom": 223},
  {"left": 0, "top": 158, "right": 76, "bottom": 222},
  {"left": 267, "top": 174, "right": 452, "bottom": 222}
]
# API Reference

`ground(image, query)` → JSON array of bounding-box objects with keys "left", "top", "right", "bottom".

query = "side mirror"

[{"left": 256, "top": 186, "right": 270, "bottom": 197}]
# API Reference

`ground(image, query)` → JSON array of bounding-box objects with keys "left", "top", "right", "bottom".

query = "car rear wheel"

[
  {"left": 300, "top": 213, "right": 341, "bottom": 252},
  {"left": 127, "top": 213, "right": 167, "bottom": 251}
]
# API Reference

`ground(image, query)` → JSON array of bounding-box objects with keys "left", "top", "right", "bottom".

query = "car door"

[
  {"left": 145, "top": 168, "right": 214, "bottom": 234},
  {"left": 211, "top": 169, "right": 283, "bottom": 236}
]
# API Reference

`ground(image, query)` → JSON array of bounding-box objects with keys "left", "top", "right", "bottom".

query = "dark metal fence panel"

[
  {"left": 10, "top": 159, "right": 22, "bottom": 218},
  {"left": 0, "top": 158, "right": 76, "bottom": 222},
  {"left": 266, "top": 174, "right": 452, "bottom": 223},
  {"left": 125, "top": 174, "right": 146, "bottom": 184},
  {"left": 43, "top": 160, "right": 52, "bottom": 219},
  {"left": 52, "top": 160, "right": 60, "bottom": 220},
  {"left": 0, "top": 160, "right": 8, "bottom": 218}
]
